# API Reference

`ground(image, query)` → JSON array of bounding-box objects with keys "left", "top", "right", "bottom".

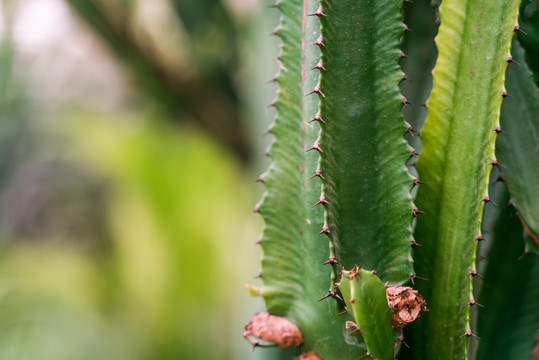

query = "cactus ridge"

[
  {"left": 401, "top": 1, "right": 521, "bottom": 359},
  {"left": 312, "top": 0, "right": 416, "bottom": 286}
]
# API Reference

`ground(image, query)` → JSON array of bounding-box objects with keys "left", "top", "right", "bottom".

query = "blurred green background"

[{"left": 0, "top": 0, "right": 281, "bottom": 358}]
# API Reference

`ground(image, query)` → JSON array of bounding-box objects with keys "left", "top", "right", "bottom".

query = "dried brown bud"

[
  {"left": 296, "top": 350, "right": 323, "bottom": 360},
  {"left": 386, "top": 286, "right": 428, "bottom": 330},
  {"left": 243, "top": 312, "right": 304, "bottom": 348}
]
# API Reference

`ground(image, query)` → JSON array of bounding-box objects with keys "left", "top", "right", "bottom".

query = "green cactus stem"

[
  {"left": 401, "top": 0, "right": 521, "bottom": 359},
  {"left": 337, "top": 267, "right": 394, "bottom": 360}
]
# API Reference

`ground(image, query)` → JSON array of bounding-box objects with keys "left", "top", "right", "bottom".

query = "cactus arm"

[
  {"left": 338, "top": 268, "right": 394, "bottom": 360},
  {"left": 255, "top": 0, "right": 365, "bottom": 357},
  {"left": 402, "top": 0, "right": 521, "bottom": 359},
  {"left": 295, "top": 0, "right": 366, "bottom": 356},
  {"left": 257, "top": 0, "right": 304, "bottom": 316},
  {"left": 497, "top": 38, "right": 539, "bottom": 238},
  {"left": 317, "top": 0, "right": 415, "bottom": 284},
  {"left": 476, "top": 182, "right": 539, "bottom": 360}
]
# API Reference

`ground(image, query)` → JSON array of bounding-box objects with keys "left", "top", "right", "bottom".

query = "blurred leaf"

[
  {"left": 519, "top": 0, "right": 539, "bottom": 85},
  {"left": 65, "top": 110, "right": 260, "bottom": 359},
  {"left": 497, "top": 38, "right": 539, "bottom": 237},
  {"left": 476, "top": 183, "right": 539, "bottom": 360},
  {"left": 65, "top": 0, "right": 250, "bottom": 162},
  {"left": 0, "top": 246, "right": 141, "bottom": 360}
]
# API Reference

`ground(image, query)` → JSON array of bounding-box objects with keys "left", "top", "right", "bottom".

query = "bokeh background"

[{"left": 0, "top": 0, "right": 282, "bottom": 358}]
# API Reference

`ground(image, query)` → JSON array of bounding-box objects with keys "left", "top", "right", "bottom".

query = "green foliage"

[
  {"left": 249, "top": 0, "right": 539, "bottom": 359},
  {"left": 338, "top": 268, "right": 394, "bottom": 360},
  {"left": 497, "top": 38, "right": 539, "bottom": 236},
  {"left": 403, "top": 1, "right": 520, "bottom": 358},
  {"left": 476, "top": 179, "right": 539, "bottom": 360}
]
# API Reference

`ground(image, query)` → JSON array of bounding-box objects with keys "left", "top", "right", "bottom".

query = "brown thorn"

[
  {"left": 491, "top": 159, "right": 506, "bottom": 168},
  {"left": 461, "top": 330, "right": 480, "bottom": 340},
  {"left": 410, "top": 240, "right": 423, "bottom": 247},
  {"left": 317, "top": 290, "right": 343, "bottom": 302},
  {"left": 413, "top": 178, "right": 427, "bottom": 187},
  {"left": 502, "top": 91, "right": 512, "bottom": 98},
  {"left": 336, "top": 308, "right": 348, "bottom": 315},
  {"left": 306, "top": 86, "right": 326, "bottom": 97},
  {"left": 410, "top": 150, "right": 420, "bottom": 158},
  {"left": 403, "top": 97, "right": 412, "bottom": 105},
  {"left": 513, "top": 26, "right": 527, "bottom": 35},
  {"left": 410, "top": 273, "right": 428, "bottom": 285},
  {"left": 506, "top": 56, "right": 520, "bottom": 65},
  {"left": 401, "top": 51, "right": 408, "bottom": 58},
  {"left": 468, "top": 300, "right": 484, "bottom": 308},
  {"left": 307, "top": 8, "right": 327, "bottom": 17},
  {"left": 308, "top": 113, "right": 326, "bottom": 124},
  {"left": 413, "top": 208, "right": 424, "bottom": 217},
  {"left": 312, "top": 61, "right": 326, "bottom": 71},
  {"left": 493, "top": 126, "right": 502, "bottom": 134},
  {"left": 307, "top": 143, "right": 323, "bottom": 153},
  {"left": 404, "top": 24, "right": 413, "bottom": 32},
  {"left": 312, "top": 197, "right": 330, "bottom": 207},
  {"left": 255, "top": 176, "right": 264, "bottom": 183},
  {"left": 359, "top": 353, "right": 377, "bottom": 360},
  {"left": 482, "top": 196, "right": 497, "bottom": 206},
  {"left": 475, "top": 235, "right": 487, "bottom": 242},
  {"left": 347, "top": 327, "right": 366, "bottom": 335},
  {"left": 311, "top": 170, "right": 325, "bottom": 180},
  {"left": 320, "top": 227, "right": 331, "bottom": 235},
  {"left": 469, "top": 270, "right": 484, "bottom": 278},
  {"left": 313, "top": 37, "right": 325, "bottom": 47},
  {"left": 323, "top": 257, "right": 338, "bottom": 265}
]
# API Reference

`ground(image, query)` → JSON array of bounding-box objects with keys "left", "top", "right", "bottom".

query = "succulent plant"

[{"left": 245, "top": 0, "right": 539, "bottom": 359}]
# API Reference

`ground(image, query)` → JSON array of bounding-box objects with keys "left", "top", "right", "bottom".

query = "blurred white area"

[
  {"left": 0, "top": 1, "right": 5, "bottom": 40},
  {"left": 6, "top": 0, "right": 128, "bottom": 110},
  {"left": 13, "top": 0, "right": 69, "bottom": 49}
]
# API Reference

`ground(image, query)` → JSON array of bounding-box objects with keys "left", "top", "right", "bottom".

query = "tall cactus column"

[
  {"left": 316, "top": 0, "right": 415, "bottom": 285},
  {"left": 401, "top": 1, "right": 521, "bottom": 359}
]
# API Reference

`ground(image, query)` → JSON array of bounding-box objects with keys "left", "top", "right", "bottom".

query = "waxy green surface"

[
  {"left": 338, "top": 269, "right": 394, "bottom": 360},
  {"left": 497, "top": 39, "right": 539, "bottom": 238},
  {"left": 402, "top": 0, "right": 521, "bottom": 359},
  {"left": 476, "top": 182, "right": 539, "bottom": 360},
  {"left": 318, "top": 0, "right": 414, "bottom": 285}
]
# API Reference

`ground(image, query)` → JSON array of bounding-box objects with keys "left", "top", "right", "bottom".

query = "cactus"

[{"left": 246, "top": 0, "right": 538, "bottom": 359}]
